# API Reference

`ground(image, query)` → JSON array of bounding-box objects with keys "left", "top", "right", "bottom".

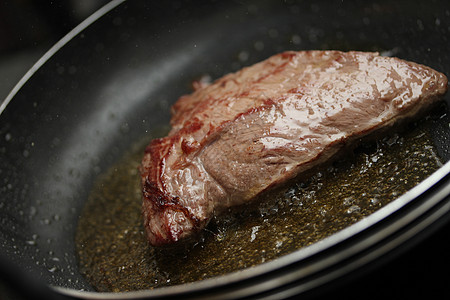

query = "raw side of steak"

[{"left": 140, "top": 50, "right": 448, "bottom": 246}]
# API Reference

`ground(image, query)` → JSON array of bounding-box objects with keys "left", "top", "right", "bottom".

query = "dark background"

[
  {"left": 0, "top": 0, "right": 109, "bottom": 102},
  {"left": 1, "top": 1, "right": 450, "bottom": 299}
]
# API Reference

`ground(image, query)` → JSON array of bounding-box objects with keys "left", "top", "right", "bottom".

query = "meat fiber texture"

[{"left": 140, "top": 50, "right": 448, "bottom": 246}]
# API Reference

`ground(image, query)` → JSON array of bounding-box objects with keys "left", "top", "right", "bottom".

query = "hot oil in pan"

[{"left": 75, "top": 119, "right": 443, "bottom": 292}]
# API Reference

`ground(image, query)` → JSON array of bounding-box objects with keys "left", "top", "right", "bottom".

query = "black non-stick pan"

[{"left": 2, "top": 0, "right": 450, "bottom": 299}]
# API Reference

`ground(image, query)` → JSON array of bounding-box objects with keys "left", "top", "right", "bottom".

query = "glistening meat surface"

[{"left": 140, "top": 50, "right": 448, "bottom": 246}]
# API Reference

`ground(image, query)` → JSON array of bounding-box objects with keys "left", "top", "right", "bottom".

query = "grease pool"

[{"left": 75, "top": 120, "right": 442, "bottom": 292}]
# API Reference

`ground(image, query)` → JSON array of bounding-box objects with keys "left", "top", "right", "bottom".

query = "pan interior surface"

[{"left": 1, "top": 0, "right": 450, "bottom": 298}]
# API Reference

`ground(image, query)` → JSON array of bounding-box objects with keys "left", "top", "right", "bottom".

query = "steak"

[{"left": 140, "top": 50, "right": 448, "bottom": 246}]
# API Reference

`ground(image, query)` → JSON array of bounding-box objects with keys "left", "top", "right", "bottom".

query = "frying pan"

[{"left": 2, "top": 0, "right": 450, "bottom": 298}]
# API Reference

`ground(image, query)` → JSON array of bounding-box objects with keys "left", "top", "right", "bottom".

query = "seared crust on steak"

[{"left": 140, "top": 50, "right": 448, "bottom": 246}]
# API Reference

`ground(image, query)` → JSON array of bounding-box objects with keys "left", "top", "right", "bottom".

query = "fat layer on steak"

[{"left": 140, "top": 51, "right": 448, "bottom": 246}]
